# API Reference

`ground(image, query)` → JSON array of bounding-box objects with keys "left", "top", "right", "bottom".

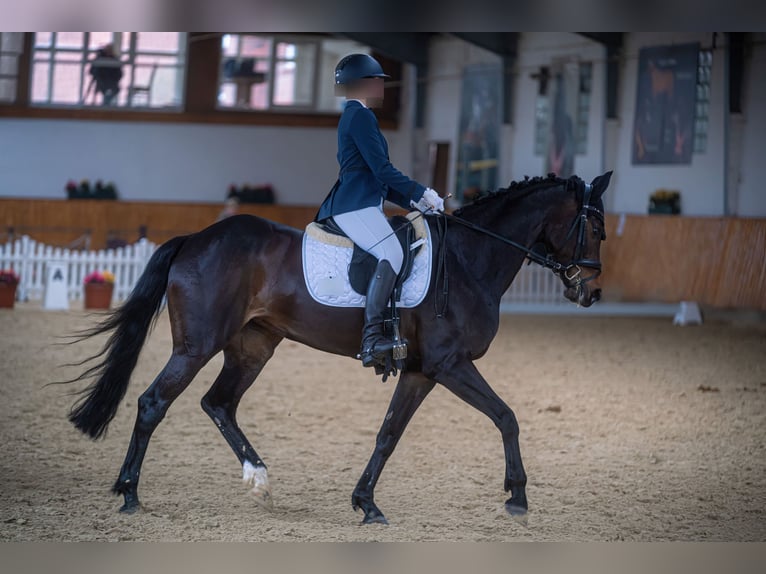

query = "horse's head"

[{"left": 539, "top": 171, "right": 612, "bottom": 307}]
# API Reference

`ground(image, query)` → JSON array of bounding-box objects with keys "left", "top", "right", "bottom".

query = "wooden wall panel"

[
  {"left": 2, "top": 200, "right": 765, "bottom": 310},
  {"left": 600, "top": 215, "right": 766, "bottom": 310},
  {"left": 0, "top": 199, "right": 318, "bottom": 249}
]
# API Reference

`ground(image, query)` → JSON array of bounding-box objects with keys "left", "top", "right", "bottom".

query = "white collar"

[{"left": 347, "top": 98, "right": 367, "bottom": 108}]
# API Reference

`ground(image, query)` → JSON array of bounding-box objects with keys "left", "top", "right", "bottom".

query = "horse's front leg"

[
  {"left": 352, "top": 371, "right": 435, "bottom": 525},
  {"left": 430, "top": 357, "right": 528, "bottom": 520}
]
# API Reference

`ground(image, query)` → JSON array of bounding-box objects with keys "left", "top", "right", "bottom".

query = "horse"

[{"left": 64, "top": 171, "right": 612, "bottom": 525}]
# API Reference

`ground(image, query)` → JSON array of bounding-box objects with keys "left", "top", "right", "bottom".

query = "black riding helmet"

[{"left": 334, "top": 53, "right": 390, "bottom": 86}]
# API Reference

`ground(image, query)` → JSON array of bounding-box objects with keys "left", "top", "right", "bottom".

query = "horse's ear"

[{"left": 590, "top": 171, "right": 613, "bottom": 197}]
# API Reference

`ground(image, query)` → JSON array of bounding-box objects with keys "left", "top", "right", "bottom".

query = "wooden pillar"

[
  {"left": 184, "top": 32, "right": 221, "bottom": 114},
  {"left": 15, "top": 33, "right": 33, "bottom": 106}
]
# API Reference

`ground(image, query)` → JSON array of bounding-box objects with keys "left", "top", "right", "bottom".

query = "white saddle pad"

[{"left": 302, "top": 212, "right": 432, "bottom": 308}]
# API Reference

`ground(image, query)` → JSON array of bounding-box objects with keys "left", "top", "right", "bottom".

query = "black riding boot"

[{"left": 359, "top": 260, "right": 398, "bottom": 368}]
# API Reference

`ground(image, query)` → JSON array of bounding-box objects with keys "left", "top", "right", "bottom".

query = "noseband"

[{"left": 443, "top": 181, "right": 604, "bottom": 300}]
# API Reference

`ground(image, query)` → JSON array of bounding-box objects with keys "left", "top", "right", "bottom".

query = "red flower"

[
  {"left": 0, "top": 269, "right": 20, "bottom": 284},
  {"left": 84, "top": 270, "right": 115, "bottom": 285}
]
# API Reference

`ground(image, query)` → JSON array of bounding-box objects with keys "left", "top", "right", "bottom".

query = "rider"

[{"left": 316, "top": 53, "right": 445, "bottom": 368}]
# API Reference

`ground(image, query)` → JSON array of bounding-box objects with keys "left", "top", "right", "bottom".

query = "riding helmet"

[{"left": 334, "top": 53, "right": 390, "bottom": 85}]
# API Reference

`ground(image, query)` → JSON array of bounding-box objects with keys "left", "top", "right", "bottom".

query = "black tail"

[{"left": 67, "top": 235, "right": 188, "bottom": 439}]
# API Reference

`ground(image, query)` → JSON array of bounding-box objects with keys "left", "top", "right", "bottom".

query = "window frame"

[
  {"left": 29, "top": 32, "right": 188, "bottom": 110},
  {"left": 217, "top": 33, "right": 325, "bottom": 113},
  {"left": 269, "top": 36, "right": 322, "bottom": 111},
  {"left": 0, "top": 33, "right": 401, "bottom": 130}
]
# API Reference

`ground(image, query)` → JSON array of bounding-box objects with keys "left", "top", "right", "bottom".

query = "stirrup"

[
  {"left": 357, "top": 340, "right": 408, "bottom": 383},
  {"left": 358, "top": 340, "right": 395, "bottom": 368}
]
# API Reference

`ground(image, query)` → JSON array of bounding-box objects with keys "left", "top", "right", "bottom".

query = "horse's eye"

[{"left": 592, "top": 227, "right": 606, "bottom": 241}]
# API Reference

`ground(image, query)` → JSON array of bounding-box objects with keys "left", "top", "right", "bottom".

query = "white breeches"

[{"left": 333, "top": 205, "right": 403, "bottom": 274}]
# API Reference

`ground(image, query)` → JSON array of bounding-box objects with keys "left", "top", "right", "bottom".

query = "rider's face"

[{"left": 347, "top": 78, "right": 385, "bottom": 106}]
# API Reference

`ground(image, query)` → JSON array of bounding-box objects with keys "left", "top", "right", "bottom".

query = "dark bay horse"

[{"left": 65, "top": 171, "right": 612, "bottom": 525}]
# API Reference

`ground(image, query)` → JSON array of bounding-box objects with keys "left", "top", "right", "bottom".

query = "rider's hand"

[
  {"left": 412, "top": 188, "right": 444, "bottom": 213},
  {"left": 424, "top": 188, "right": 445, "bottom": 212}
]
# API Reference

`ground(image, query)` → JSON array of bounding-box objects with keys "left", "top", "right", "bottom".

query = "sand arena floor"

[{"left": 1, "top": 305, "right": 764, "bottom": 541}]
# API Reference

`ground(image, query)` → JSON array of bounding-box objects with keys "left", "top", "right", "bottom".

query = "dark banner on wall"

[
  {"left": 455, "top": 62, "right": 502, "bottom": 202},
  {"left": 632, "top": 43, "right": 699, "bottom": 165}
]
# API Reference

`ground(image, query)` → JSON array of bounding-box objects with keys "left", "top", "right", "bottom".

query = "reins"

[
  {"left": 440, "top": 212, "right": 569, "bottom": 273},
  {"left": 437, "top": 181, "right": 604, "bottom": 304},
  {"left": 340, "top": 179, "right": 603, "bottom": 315}
]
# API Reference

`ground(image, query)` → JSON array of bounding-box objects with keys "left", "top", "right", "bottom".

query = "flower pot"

[
  {"left": 84, "top": 282, "right": 114, "bottom": 309},
  {"left": 0, "top": 282, "right": 17, "bottom": 308}
]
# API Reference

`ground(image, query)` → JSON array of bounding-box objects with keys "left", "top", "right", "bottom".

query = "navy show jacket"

[{"left": 316, "top": 100, "right": 426, "bottom": 221}]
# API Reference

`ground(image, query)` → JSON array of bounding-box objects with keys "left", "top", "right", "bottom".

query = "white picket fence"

[
  {"left": 0, "top": 235, "right": 157, "bottom": 304},
  {"left": 502, "top": 263, "right": 568, "bottom": 307},
  {"left": 0, "top": 233, "right": 570, "bottom": 310}
]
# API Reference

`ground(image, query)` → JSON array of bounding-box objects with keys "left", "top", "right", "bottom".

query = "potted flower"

[
  {"left": 83, "top": 270, "right": 115, "bottom": 309},
  {"left": 65, "top": 180, "right": 79, "bottom": 199},
  {"left": 649, "top": 189, "right": 681, "bottom": 215},
  {"left": 103, "top": 181, "right": 118, "bottom": 200},
  {"left": 0, "top": 269, "right": 20, "bottom": 308}
]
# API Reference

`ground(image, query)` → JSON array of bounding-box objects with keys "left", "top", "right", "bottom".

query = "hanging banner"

[
  {"left": 632, "top": 43, "right": 700, "bottom": 165},
  {"left": 455, "top": 62, "right": 503, "bottom": 202}
]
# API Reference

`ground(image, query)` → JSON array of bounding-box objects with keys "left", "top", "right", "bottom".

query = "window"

[
  {"left": 217, "top": 34, "right": 368, "bottom": 113},
  {"left": 0, "top": 33, "right": 24, "bottom": 103},
  {"left": 30, "top": 32, "right": 187, "bottom": 109},
  {"left": 218, "top": 34, "right": 272, "bottom": 109},
  {"left": 693, "top": 49, "right": 712, "bottom": 153}
]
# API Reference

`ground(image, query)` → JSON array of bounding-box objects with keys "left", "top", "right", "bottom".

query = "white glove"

[{"left": 411, "top": 187, "right": 444, "bottom": 213}]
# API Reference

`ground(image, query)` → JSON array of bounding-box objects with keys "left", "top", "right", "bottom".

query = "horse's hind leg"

[
  {"left": 200, "top": 322, "right": 282, "bottom": 510},
  {"left": 113, "top": 351, "right": 211, "bottom": 513}
]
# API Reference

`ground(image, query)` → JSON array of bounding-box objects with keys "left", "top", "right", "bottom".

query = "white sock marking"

[{"left": 242, "top": 461, "right": 273, "bottom": 509}]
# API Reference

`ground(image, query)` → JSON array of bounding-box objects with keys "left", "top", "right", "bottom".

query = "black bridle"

[{"left": 442, "top": 182, "right": 605, "bottom": 299}]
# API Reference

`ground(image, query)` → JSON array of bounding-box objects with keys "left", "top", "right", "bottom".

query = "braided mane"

[{"left": 453, "top": 173, "right": 582, "bottom": 216}]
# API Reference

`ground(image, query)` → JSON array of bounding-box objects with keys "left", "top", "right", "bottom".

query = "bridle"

[
  {"left": 557, "top": 182, "right": 606, "bottom": 293},
  {"left": 442, "top": 181, "right": 605, "bottom": 300}
]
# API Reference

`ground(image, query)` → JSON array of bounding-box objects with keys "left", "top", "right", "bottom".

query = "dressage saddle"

[{"left": 316, "top": 215, "right": 424, "bottom": 299}]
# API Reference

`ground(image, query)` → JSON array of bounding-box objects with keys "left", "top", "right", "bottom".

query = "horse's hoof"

[
  {"left": 249, "top": 486, "right": 274, "bottom": 511},
  {"left": 361, "top": 513, "right": 389, "bottom": 525},
  {"left": 505, "top": 503, "right": 528, "bottom": 527},
  {"left": 118, "top": 501, "right": 141, "bottom": 514},
  {"left": 243, "top": 461, "right": 274, "bottom": 511}
]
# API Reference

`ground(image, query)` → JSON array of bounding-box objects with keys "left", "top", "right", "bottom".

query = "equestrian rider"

[{"left": 316, "top": 53, "right": 445, "bottom": 368}]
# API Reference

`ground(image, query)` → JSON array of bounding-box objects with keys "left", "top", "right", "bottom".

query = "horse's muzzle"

[{"left": 565, "top": 285, "right": 601, "bottom": 307}]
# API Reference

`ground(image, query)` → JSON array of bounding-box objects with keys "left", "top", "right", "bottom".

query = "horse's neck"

[{"left": 452, "top": 190, "right": 554, "bottom": 300}]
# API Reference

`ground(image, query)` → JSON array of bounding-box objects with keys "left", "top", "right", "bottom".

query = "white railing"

[
  {"left": 502, "top": 263, "right": 568, "bottom": 307},
  {"left": 0, "top": 234, "right": 639, "bottom": 314},
  {"left": 0, "top": 235, "right": 157, "bottom": 303}
]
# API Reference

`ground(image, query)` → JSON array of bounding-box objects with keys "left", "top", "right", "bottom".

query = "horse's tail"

[{"left": 67, "top": 235, "right": 188, "bottom": 439}]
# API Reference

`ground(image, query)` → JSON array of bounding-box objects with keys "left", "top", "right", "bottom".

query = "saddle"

[
  {"left": 315, "top": 215, "right": 424, "bottom": 299},
  {"left": 309, "top": 213, "right": 426, "bottom": 381}
]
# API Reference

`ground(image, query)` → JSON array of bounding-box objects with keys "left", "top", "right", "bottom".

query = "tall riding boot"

[{"left": 359, "top": 260, "right": 398, "bottom": 368}]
